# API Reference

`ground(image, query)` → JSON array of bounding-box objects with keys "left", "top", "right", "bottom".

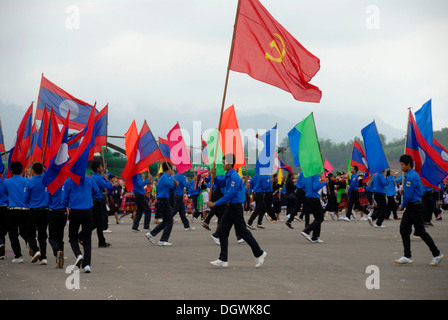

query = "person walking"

[
  {"left": 394, "top": 154, "right": 443, "bottom": 266},
  {"left": 385, "top": 170, "right": 402, "bottom": 220},
  {"left": 48, "top": 185, "right": 67, "bottom": 268},
  {"left": 344, "top": 166, "right": 369, "bottom": 222},
  {"left": 300, "top": 174, "right": 326, "bottom": 243},
  {"left": 207, "top": 154, "right": 266, "bottom": 268},
  {"left": 131, "top": 172, "right": 152, "bottom": 232},
  {"left": 368, "top": 170, "right": 388, "bottom": 227},
  {"left": 172, "top": 172, "right": 194, "bottom": 230}
]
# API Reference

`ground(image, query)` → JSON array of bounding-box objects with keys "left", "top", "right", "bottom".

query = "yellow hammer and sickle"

[{"left": 265, "top": 33, "right": 286, "bottom": 66}]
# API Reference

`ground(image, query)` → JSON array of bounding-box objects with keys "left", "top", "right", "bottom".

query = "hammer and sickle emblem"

[{"left": 265, "top": 33, "right": 286, "bottom": 66}]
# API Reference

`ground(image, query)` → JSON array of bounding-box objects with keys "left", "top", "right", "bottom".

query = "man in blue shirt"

[
  {"left": 344, "top": 166, "right": 369, "bottom": 222},
  {"left": 301, "top": 174, "right": 326, "bottom": 243},
  {"left": 171, "top": 172, "right": 194, "bottom": 230},
  {"left": 368, "top": 169, "right": 388, "bottom": 227},
  {"left": 394, "top": 154, "right": 443, "bottom": 266},
  {"left": 247, "top": 174, "right": 276, "bottom": 229},
  {"left": 24, "top": 162, "right": 50, "bottom": 264},
  {"left": 146, "top": 162, "right": 178, "bottom": 246},
  {"left": 207, "top": 154, "right": 266, "bottom": 268},
  {"left": 0, "top": 167, "right": 9, "bottom": 260},
  {"left": 385, "top": 170, "right": 402, "bottom": 220},
  {"left": 63, "top": 175, "right": 100, "bottom": 273},
  {"left": 4, "top": 161, "right": 29, "bottom": 263},
  {"left": 131, "top": 172, "right": 152, "bottom": 232},
  {"left": 90, "top": 162, "right": 112, "bottom": 247},
  {"left": 48, "top": 185, "right": 67, "bottom": 268}
]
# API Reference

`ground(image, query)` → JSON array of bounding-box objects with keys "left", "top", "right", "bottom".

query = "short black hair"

[
  {"left": 31, "top": 162, "right": 44, "bottom": 175},
  {"left": 91, "top": 161, "right": 102, "bottom": 172},
  {"left": 399, "top": 154, "right": 414, "bottom": 168},
  {"left": 223, "top": 154, "right": 236, "bottom": 167},
  {"left": 352, "top": 166, "right": 359, "bottom": 173},
  {"left": 10, "top": 161, "right": 23, "bottom": 175},
  {"left": 162, "top": 162, "right": 172, "bottom": 172}
]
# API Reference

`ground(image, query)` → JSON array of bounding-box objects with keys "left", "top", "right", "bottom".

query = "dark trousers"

[
  {"left": 303, "top": 198, "right": 324, "bottom": 240},
  {"left": 372, "top": 193, "right": 387, "bottom": 226},
  {"left": 295, "top": 188, "right": 306, "bottom": 214},
  {"left": 68, "top": 209, "right": 93, "bottom": 267},
  {"left": 386, "top": 196, "right": 398, "bottom": 219},
  {"left": 286, "top": 196, "right": 297, "bottom": 223},
  {"left": 346, "top": 190, "right": 368, "bottom": 218},
  {"left": 7, "top": 209, "right": 28, "bottom": 258},
  {"left": 26, "top": 208, "right": 49, "bottom": 260},
  {"left": 217, "top": 203, "right": 263, "bottom": 262},
  {"left": 0, "top": 206, "right": 8, "bottom": 248},
  {"left": 48, "top": 209, "right": 67, "bottom": 257},
  {"left": 248, "top": 192, "right": 265, "bottom": 225},
  {"left": 171, "top": 194, "right": 190, "bottom": 228},
  {"left": 400, "top": 202, "right": 440, "bottom": 258},
  {"left": 150, "top": 198, "right": 173, "bottom": 242},
  {"left": 91, "top": 199, "right": 107, "bottom": 246},
  {"left": 133, "top": 192, "right": 151, "bottom": 230}
]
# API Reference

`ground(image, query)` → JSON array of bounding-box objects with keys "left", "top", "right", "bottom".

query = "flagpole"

[
  {"left": 35, "top": 74, "right": 44, "bottom": 123},
  {"left": 210, "top": 0, "right": 242, "bottom": 197}
]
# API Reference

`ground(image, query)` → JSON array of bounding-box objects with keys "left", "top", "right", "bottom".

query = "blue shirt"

[
  {"left": 63, "top": 176, "right": 99, "bottom": 210},
  {"left": 303, "top": 174, "right": 326, "bottom": 199},
  {"left": 348, "top": 173, "right": 359, "bottom": 194},
  {"left": 49, "top": 185, "right": 65, "bottom": 210},
  {"left": 4, "top": 175, "right": 28, "bottom": 208},
  {"left": 157, "top": 173, "right": 175, "bottom": 199},
  {"left": 401, "top": 169, "right": 423, "bottom": 208},
  {"left": 24, "top": 174, "right": 49, "bottom": 208},
  {"left": 0, "top": 176, "right": 8, "bottom": 206},
  {"left": 372, "top": 172, "right": 387, "bottom": 194},
  {"left": 214, "top": 169, "right": 246, "bottom": 206},
  {"left": 249, "top": 175, "right": 263, "bottom": 193},
  {"left": 386, "top": 176, "right": 402, "bottom": 197},
  {"left": 173, "top": 173, "right": 193, "bottom": 196},
  {"left": 91, "top": 172, "right": 112, "bottom": 199},
  {"left": 295, "top": 172, "right": 304, "bottom": 189},
  {"left": 131, "top": 174, "right": 149, "bottom": 195}
]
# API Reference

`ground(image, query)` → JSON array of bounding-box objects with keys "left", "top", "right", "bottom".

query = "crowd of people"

[{"left": 0, "top": 153, "right": 445, "bottom": 271}]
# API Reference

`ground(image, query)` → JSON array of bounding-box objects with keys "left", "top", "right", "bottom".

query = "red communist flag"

[{"left": 230, "top": 0, "right": 322, "bottom": 103}]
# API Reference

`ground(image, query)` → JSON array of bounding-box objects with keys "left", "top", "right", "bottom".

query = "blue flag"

[
  {"left": 256, "top": 125, "right": 277, "bottom": 175},
  {"left": 361, "top": 121, "right": 389, "bottom": 174}
]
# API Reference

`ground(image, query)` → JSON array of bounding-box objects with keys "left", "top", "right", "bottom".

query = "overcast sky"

[{"left": 1, "top": 0, "right": 447, "bottom": 152}]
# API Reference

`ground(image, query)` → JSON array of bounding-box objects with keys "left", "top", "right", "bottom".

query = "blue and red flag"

[
  {"left": 350, "top": 138, "right": 368, "bottom": 173},
  {"left": 121, "top": 121, "right": 163, "bottom": 191},
  {"left": 92, "top": 104, "right": 108, "bottom": 154},
  {"left": 43, "top": 111, "right": 70, "bottom": 195},
  {"left": 67, "top": 106, "right": 96, "bottom": 185},
  {"left": 8, "top": 103, "right": 33, "bottom": 177},
  {"left": 35, "top": 75, "right": 97, "bottom": 131},
  {"left": 361, "top": 121, "right": 389, "bottom": 175},
  {"left": 274, "top": 152, "right": 293, "bottom": 175},
  {"left": 406, "top": 111, "right": 448, "bottom": 190},
  {"left": 201, "top": 136, "right": 209, "bottom": 165},
  {"left": 28, "top": 121, "right": 39, "bottom": 164},
  {"left": 0, "top": 118, "right": 5, "bottom": 174},
  {"left": 43, "top": 108, "right": 61, "bottom": 168},
  {"left": 30, "top": 106, "right": 50, "bottom": 164},
  {"left": 158, "top": 137, "right": 172, "bottom": 164}
]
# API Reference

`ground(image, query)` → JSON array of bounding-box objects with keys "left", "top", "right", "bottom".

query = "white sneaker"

[
  {"left": 145, "top": 232, "right": 155, "bottom": 244},
  {"left": 341, "top": 217, "right": 351, "bottom": 222},
  {"left": 237, "top": 239, "right": 245, "bottom": 244},
  {"left": 158, "top": 241, "right": 172, "bottom": 246},
  {"left": 374, "top": 224, "right": 386, "bottom": 228},
  {"left": 360, "top": 217, "right": 367, "bottom": 221},
  {"left": 210, "top": 259, "right": 228, "bottom": 268},
  {"left": 103, "top": 229, "right": 112, "bottom": 233},
  {"left": 40, "top": 259, "right": 48, "bottom": 265},
  {"left": 74, "top": 255, "right": 84, "bottom": 268},
  {"left": 184, "top": 227, "right": 195, "bottom": 231},
  {"left": 31, "top": 251, "right": 41, "bottom": 263},
  {"left": 255, "top": 251, "right": 267, "bottom": 268},
  {"left": 429, "top": 253, "right": 444, "bottom": 266},
  {"left": 84, "top": 265, "right": 91, "bottom": 273},
  {"left": 301, "top": 231, "right": 312, "bottom": 242},
  {"left": 211, "top": 235, "right": 220, "bottom": 245},
  {"left": 367, "top": 217, "right": 374, "bottom": 226},
  {"left": 312, "top": 238, "right": 324, "bottom": 243},
  {"left": 12, "top": 257, "right": 24, "bottom": 263},
  {"left": 394, "top": 256, "right": 413, "bottom": 265}
]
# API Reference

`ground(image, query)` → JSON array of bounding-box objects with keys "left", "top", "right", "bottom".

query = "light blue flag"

[{"left": 256, "top": 124, "right": 277, "bottom": 175}]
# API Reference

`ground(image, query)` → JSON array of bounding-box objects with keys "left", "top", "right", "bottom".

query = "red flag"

[
  {"left": 219, "top": 105, "right": 245, "bottom": 170},
  {"left": 167, "top": 123, "right": 192, "bottom": 174},
  {"left": 230, "top": 0, "right": 321, "bottom": 103}
]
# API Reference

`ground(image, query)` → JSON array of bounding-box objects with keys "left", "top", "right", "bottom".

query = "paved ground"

[{"left": 0, "top": 210, "right": 447, "bottom": 301}]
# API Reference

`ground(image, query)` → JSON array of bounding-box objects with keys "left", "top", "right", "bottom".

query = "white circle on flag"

[
  {"left": 441, "top": 150, "right": 448, "bottom": 162},
  {"left": 59, "top": 100, "right": 79, "bottom": 120},
  {"left": 418, "top": 147, "right": 426, "bottom": 165},
  {"left": 55, "top": 143, "right": 68, "bottom": 165}
]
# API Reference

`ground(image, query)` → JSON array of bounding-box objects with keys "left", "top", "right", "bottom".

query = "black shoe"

[
  {"left": 286, "top": 222, "right": 294, "bottom": 229},
  {"left": 99, "top": 242, "right": 111, "bottom": 248}
]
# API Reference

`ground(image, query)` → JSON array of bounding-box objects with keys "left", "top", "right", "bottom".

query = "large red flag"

[
  {"left": 167, "top": 123, "right": 192, "bottom": 174},
  {"left": 230, "top": 0, "right": 322, "bottom": 103},
  {"left": 219, "top": 105, "right": 245, "bottom": 170}
]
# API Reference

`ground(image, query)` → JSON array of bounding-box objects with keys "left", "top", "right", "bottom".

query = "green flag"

[
  {"left": 288, "top": 113, "right": 324, "bottom": 177},
  {"left": 207, "top": 128, "right": 226, "bottom": 176}
]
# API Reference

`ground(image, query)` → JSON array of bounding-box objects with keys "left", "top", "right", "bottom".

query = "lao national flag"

[
  {"left": 167, "top": 122, "right": 192, "bottom": 174},
  {"left": 28, "top": 122, "right": 39, "bottom": 163},
  {"left": 274, "top": 153, "right": 293, "bottom": 175},
  {"left": 158, "top": 137, "right": 172, "bottom": 164},
  {"left": 361, "top": 121, "right": 389, "bottom": 175},
  {"left": 30, "top": 106, "right": 50, "bottom": 164},
  {"left": 92, "top": 104, "right": 108, "bottom": 154},
  {"left": 67, "top": 106, "right": 96, "bottom": 185},
  {"left": 201, "top": 136, "right": 209, "bottom": 165},
  {"left": 35, "top": 75, "right": 97, "bottom": 131},
  {"left": 43, "top": 112, "right": 70, "bottom": 195},
  {"left": 121, "top": 121, "right": 162, "bottom": 191},
  {"left": 406, "top": 111, "right": 448, "bottom": 190},
  {"left": 256, "top": 124, "right": 277, "bottom": 175},
  {"left": 43, "top": 108, "right": 61, "bottom": 168},
  {"left": 8, "top": 103, "right": 33, "bottom": 177},
  {"left": 351, "top": 139, "right": 369, "bottom": 173}
]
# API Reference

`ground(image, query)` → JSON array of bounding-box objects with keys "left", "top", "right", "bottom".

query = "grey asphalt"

[{"left": 0, "top": 210, "right": 447, "bottom": 301}]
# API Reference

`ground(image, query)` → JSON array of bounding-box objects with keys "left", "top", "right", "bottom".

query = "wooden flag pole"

[{"left": 209, "top": 0, "right": 242, "bottom": 197}]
